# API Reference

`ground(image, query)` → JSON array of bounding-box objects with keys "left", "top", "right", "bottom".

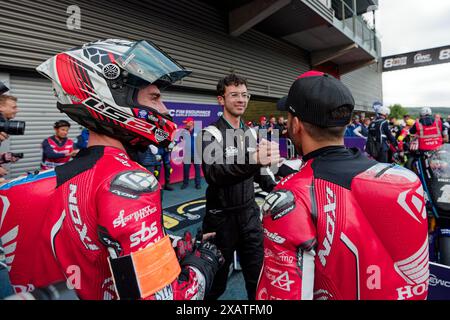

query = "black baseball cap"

[
  {"left": 0, "top": 81, "right": 9, "bottom": 95},
  {"left": 277, "top": 71, "right": 355, "bottom": 128}
]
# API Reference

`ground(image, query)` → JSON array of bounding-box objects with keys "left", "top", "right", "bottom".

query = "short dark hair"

[
  {"left": 302, "top": 122, "right": 346, "bottom": 142},
  {"left": 54, "top": 120, "right": 71, "bottom": 129},
  {"left": 300, "top": 105, "right": 353, "bottom": 142},
  {"left": 216, "top": 74, "right": 248, "bottom": 96}
]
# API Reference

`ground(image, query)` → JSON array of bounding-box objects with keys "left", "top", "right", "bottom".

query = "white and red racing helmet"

[{"left": 36, "top": 39, "right": 191, "bottom": 149}]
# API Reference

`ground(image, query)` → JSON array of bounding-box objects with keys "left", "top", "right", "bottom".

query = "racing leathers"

[
  {"left": 200, "top": 116, "right": 276, "bottom": 300},
  {"left": 0, "top": 146, "right": 221, "bottom": 300},
  {"left": 257, "top": 146, "right": 429, "bottom": 300},
  {"left": 397, "top": 127, "right": 412, "bottom": 152}
]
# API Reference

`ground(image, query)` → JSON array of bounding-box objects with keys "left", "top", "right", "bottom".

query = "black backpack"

[{"left": 366, "top": 120, "right": 384, "bottom": 158}]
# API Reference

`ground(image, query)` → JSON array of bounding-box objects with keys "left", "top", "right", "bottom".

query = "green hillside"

[{"left": 405, "top": 107, "right": 450, "bottom": 119}]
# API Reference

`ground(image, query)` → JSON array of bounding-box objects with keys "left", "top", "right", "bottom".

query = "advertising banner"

[
  {"left": 161, "top": 102, "right": 222, "bottom": 184},
  {"left": 383, "top": 45, "right": 450, "bottom": 72},
  {"left": 428, "top": 262, "right": 450, "bottom": 300}
]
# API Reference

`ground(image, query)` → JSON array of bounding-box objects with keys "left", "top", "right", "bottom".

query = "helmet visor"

[{"left": 117, "top": 40, "right": 191, "bottom": 88}]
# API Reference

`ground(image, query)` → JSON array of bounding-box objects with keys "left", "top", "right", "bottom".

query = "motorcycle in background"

[{"left": 407, "top": 143, "right": 450, "bottom": 266}]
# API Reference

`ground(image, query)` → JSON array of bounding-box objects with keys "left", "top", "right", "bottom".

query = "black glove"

[{"left": 180, "top": 240, "right": 224, "bottom": 294}]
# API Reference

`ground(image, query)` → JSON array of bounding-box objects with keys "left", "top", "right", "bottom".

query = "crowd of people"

[
  {"left": 0, "top": 38, "right": 436, "bottom": 301},
  {"left": 344, "top": 106, "right": 449, "bottom": 164},
  {"left": 246, "top": 115, "right": 288, "bottom": 138}
]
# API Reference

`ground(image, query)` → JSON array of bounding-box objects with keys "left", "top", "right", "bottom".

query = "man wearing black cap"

[{"left": 257, "top": 71, "right": 429, "bottom": 300}]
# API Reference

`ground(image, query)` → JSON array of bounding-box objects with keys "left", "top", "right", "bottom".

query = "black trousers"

[
  {"left": 202, "top": 204, "right": 263, "bottom": 300},
  {"left": 375, "top": 149, "right": 389, "bottom": 163},
  {"left": 183, "top": 161, "right": 201, "bottom": 186}
]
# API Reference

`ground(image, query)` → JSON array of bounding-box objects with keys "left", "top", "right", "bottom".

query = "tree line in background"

[{"left": 387, "top": 104, "right": 450, "bottom": 119}]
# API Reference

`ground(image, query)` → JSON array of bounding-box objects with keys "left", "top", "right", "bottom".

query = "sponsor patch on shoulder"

[
  {"left": 110, "top": 171, "right": 159, "bottom": 199},
  {"left": 262, "top": 190, "right": 295, "bottom": 220}
]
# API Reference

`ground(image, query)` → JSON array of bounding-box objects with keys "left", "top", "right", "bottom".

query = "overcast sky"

[{"left": 377, "top": 0, "right": 450, "bottom": 107}]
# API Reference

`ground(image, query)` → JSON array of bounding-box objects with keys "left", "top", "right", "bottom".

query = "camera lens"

[{"left": 0, "top": 120, "right": 26, "bottom": 135}]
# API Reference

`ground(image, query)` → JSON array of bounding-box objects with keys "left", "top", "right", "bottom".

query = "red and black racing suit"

[
  {"left": 0, "top": 146, "right": 218, "bottom": 300},
  {"left": 257, "top": 146, "right": 429, "bottom": 300}
]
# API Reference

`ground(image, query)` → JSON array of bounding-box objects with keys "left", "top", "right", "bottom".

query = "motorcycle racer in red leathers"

[
  {"left": 0, "top": 39, "right": 223, "bottom": 300},
  {"left": 257, "top": 72, "right": 429, "bottom": 300}
]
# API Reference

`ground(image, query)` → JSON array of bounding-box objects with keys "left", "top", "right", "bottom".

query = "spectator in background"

[
  {"left": 345, "top": 115, "right": 361, "bottom": 137},
  {"left": 181, "top": 117, "right": 201, "bottom": 190},
  {"left": 264, "top": 116, "right": 277, "bottom": 140},
  {"left": 275, "top": 116, "right": 288, "bottom": 137},
  {"left": 389, "top": 117, "right": 401, "bottom": 137},
  {"left": 443, "top": 115, "right": 450, "bottom": 135},
  {"left": 41, "top": 120, "right": 78, "bottom": 170},
  {"left": 0, "top": 81, "right": 14, "bottom": 299},
  {"left": 353, "top": 117, "right": 371, "bottom": 138},
  {"left": 397, "top": 119, "right": 416, "bottom": 153},
  {"left": 157, "top": 144, "right": 175, "bottom": 191},
  {"left": 257, "top": 116, "right": 269, "bottom": 131},
  {"left": 268, "top": 116, "right": 276, "bottom": 127},
  {"left": 246, "top": 121, "right": 254, "bottom": 128},
  {"left": 137, "top": 144, "right": 160, "bottom": 177},
  {"left": 402, "top": 114, "right": 411, "bottom": 127},
  {"left": 0, "top": 94, "right": 21, "bottom": 177},
  {"left": 366, "top": 107, "right": 399, "bottom": 163}
]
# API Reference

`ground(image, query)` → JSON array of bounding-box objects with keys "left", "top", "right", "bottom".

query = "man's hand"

[
  {"left": 70, "top": 150, "right": 79, "bottom": 157},
  {"left": 0, "top": 165, "right": 8, "bottom": 176},
  {"left": 0, "top": 132, "right": 9, "bottom": 143},
  {"left": 2, "top": 152, "right": 20, "bottom": 163},
  {"left": 252, "top": 139, "right": 281, "bottom": 166},
  {"left": 180, "top": 240, "right": 225, "bottom": 294}
]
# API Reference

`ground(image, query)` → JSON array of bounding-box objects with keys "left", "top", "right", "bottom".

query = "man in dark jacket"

[
  {"left": 199, "top": 74, "right": 279, "bottom": 300},
  {"left": 366, "top": 106, "right": 399, "bottom": 163}
]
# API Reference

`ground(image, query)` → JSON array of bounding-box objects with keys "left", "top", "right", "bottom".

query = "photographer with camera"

[
  {"left": 0, "top": 84, "right": 24, "bottom": 180},
  {"left": 0, "top": 80, "right": 16, "bottom": 299}
]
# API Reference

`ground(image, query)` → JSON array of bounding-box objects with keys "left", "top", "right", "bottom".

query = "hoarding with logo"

[{"left": 383, "top": 45, "right": 450, "bottom": 72}]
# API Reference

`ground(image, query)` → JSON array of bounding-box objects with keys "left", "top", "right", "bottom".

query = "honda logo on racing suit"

[
  {"left": 318, "top": 187, "right": 336, "bottom": 267},
  {"left": 394, "top": 239, "right": 429, "bottom": 300},
  {"left": 397, "top": 185, "right": 426, "bottom": 223}
]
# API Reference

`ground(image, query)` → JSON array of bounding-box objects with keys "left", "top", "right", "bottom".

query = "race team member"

[
  {"left": 200, "top": 74, "right": 279, "bottom": 300},
  {"left": 409, "top": 107, "right": 448, "bottom": 152},
  {"left": 366, "top": 106, "right": 399, "bottom": 163},
  {"left": 0, "top": 39, "right": 223, "bottom": 300},
  {"left": 397, "top": 119, "right": 416, "bottom": 153},
  {"left": 257, "top": 71, "right": 429, "bottom": 300},
  {"left": 41, "top": 120, "right": 77, "bottom": 170}
]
